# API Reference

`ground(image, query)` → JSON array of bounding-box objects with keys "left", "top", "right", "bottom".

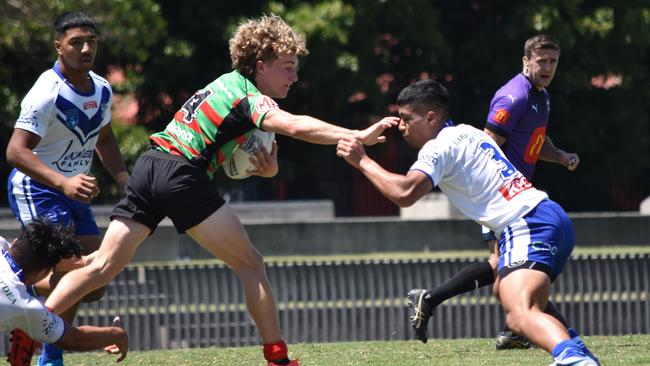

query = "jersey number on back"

[
  {"left": 479, "top": 141, "right": 516, "bottom": 179},
  {"left": 180, "top": 89, "right": 214, "bottom": 123}
]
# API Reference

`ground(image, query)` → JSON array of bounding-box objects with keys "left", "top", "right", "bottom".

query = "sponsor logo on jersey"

[
  {"left": 524, "top": 126, "right": 546, "bottom": 164},
  {"left": 65, "top": 109, "right": 79, "bottom": 128},
  {"left": 492, "top": 108, "right": 511, "bottom": 125},
  {"left": 215, "top": 80, "right": 234, "bottom": 99},
  {"left": 167, "top": 122, "right": 194, "bottom": 144},
  {"left": 16, "top": 107, "right": 40, "bottom": 128},
  {"left": 255, "top": 96, "right": 279, "bottom": 115},
  {"left": 0, "top": 279, "right": 17, "bottom": 304},
  {"left": 52, "top": 142, "right": 94, "bottom": 173},
  {"left": 531, "top": 104, "right": 539, "bottom": 113},
  {"left": 42, "top": 311, "right": 61, "bottom": 338},
  {"left": 420, "top": 151, "right": 439, "bottom": 166},
  {"left": 83, "top": 100, "right": 98, "bottom": 110},
  {"left": 499, "top": 176, "right": 533, "bottom": 201},
  {"left": 531, "top": 241, "right": 559, "bottom": 255}
]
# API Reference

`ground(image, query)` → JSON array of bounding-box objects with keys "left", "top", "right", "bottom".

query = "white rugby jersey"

[
  {"left": 0, "top": 237, "right": 65, "bottom": 344},
  {"left": 14, "top": 62, "right": 113, "bottom": 177},
  {"left": 410, "top": 124, "right": 548, "bottom": 236}
]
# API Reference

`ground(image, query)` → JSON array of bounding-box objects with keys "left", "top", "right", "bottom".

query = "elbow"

[
  {"left": 392, "top": 192, "right": 418, "bottom": 208},
  {"left": 6, "top": 145, "right": 19, "bottom": 167}
]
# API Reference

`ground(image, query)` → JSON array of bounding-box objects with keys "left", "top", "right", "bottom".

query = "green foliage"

[
  {"left": 2, "top": 0, "right": 649, "bottom": 212},
  {"left": 0, "top": 0, "right": 164, "bottom": 205}
]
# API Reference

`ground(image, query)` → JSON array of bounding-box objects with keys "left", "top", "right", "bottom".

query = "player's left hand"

[
  {"left": 337, "top": 136, "right": 367, "bottom": 168},
  {"left": 357, "top": 116, "right": 399, "bottom": 146},
  {"left": 248, "top": 141, "right": 279, "bottom": 178},
  {"left": 560, "top": 152, "right": 580, "bottom": 171},
  {"left": 104, "top": 316, "right": 129, "bottom": 362}
]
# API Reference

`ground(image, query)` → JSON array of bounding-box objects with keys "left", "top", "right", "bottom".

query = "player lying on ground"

[
  {"left": 0, "top": 219, "right": 128, "bottom": 364},
  {"left": 336, "top": 79, "right": 599, "bottom": 366}
]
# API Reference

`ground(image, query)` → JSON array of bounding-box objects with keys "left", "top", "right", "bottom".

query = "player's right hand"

[
  {"left": 62, "top": 174, "right": 100, "bottom": 203},
  {"left": 337, "top": 136, "right": 367, "bottom": 168}
]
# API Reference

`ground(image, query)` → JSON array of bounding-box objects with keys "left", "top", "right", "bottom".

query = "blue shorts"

[
  {"left": 497, "top": 199, "right": 575, "bottom": 281},
  {"left": 7, "top": 169, "right": 100, "bottom": 236}
]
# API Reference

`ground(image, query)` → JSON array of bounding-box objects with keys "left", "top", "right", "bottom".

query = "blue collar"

[
  {"left": 2, "top": 249, "right": 24, "bottom": 283},
  {"left": 442, "top": 117, "right": 455, "bottom": 129},
  {"left": 52, "top": 61, "right": 95, "bottom": 97}
]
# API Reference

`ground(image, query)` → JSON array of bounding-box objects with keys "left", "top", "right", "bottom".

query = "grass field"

[{"left": 65, "top": 335, "right": 650, "bottom": 365}]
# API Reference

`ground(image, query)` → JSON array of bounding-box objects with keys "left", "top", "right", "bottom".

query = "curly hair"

[
  {"left": 10, "top": 219, "right": 82, "bottom": 275},
  {"left": 229, "top": 14, "right": 308, "bottom": 79}
]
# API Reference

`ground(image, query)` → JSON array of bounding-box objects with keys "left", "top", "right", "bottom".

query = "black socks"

[{"left": 427, "top": 261, "right": 495, "bottom": 308}]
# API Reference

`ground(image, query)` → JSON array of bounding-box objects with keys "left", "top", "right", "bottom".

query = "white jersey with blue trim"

[
  {"left": 0, "top": 237, "right": 66, "bottom": 344},
  {"left": 409, "top": 124, "right": 548, "bottom": 237},
  {"left": 14, "top": 62, "right": 113, "bottom": 177}
]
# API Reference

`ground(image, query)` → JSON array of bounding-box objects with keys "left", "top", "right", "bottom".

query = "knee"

[
  {"left": 81, "top": 286, "right": 107, "bottom": 302},
  {"left": 232, "top": 250, "right": 266, "bottom": 278}
]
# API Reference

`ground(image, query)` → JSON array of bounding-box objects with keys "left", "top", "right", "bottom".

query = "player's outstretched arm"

[
  {"left": 261, "top": 109, "right": 396, "bottom": 145},
  {"left": 56, "top": 323, "right": 128, "bottom": 361},
  {"left": 336, "top": 136, "right": 432, "bottom": 207}
]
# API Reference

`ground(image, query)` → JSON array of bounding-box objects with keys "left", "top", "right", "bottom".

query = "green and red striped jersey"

[{"left": 150, "top": 71, "right": 279, "bottom": 179}]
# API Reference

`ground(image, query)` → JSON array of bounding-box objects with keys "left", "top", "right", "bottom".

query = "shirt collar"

[
  {"left": 2, "top": 248, "right": 24, "bottom": 283},
  {"left": 442, "top": 117, "right": 455, "bottom": 129}
]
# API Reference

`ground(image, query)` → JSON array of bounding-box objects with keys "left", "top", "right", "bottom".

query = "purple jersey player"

[
  {"left": 484, "top": 37, "right": 579, "bottom": 179},
  {"left": 483, "top": 35, "right": 582, "bottom": 350},
  {"left": 485, "top": 73, "right": 551, "bottom": 180}
]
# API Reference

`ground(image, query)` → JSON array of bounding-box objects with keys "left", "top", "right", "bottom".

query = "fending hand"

[{"left": 357, "top": 116, "right": 399, "bottom": 146}]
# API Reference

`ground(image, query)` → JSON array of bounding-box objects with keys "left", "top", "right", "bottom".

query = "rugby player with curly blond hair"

[{"left": 40, "top": 14, "right": 395, "bottom": 366}]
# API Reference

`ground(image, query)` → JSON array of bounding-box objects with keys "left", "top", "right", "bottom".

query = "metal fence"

[{"left": 1, "top": 253, "right": 648, "bottom": 352}]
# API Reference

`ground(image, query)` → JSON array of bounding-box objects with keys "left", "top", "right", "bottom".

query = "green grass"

[{"left": 65, "top": 335, "right": 650, "bottom": 365}]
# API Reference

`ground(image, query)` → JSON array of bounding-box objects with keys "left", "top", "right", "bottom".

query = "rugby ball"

[{"left": 223, "top": 129, "right": 275, "bottom": 179}]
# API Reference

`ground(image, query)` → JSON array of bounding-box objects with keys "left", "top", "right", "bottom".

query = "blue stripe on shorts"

[
  {"left": 497, "top": 199, "right": 575, "bottom": 281},
  {"left": 7, "top": 169, "right": 99, "bottom": 236}
]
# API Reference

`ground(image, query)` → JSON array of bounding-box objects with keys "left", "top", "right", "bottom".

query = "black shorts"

[
  {"left": 111, "top": 149, "right": 225, "bottom": 233},
  {"left": 498, "top": 260, "right": 554, "bottom": 282}
]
